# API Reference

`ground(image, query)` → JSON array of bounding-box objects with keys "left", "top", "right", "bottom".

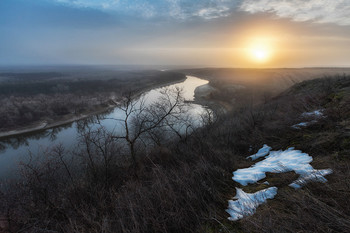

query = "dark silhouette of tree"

[{"left": 112, "top": 87, "right": 185, "bottom": 171}]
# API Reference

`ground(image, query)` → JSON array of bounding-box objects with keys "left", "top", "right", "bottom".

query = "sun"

[
  {"left": 244, "top": 37, "right": 274, "bottom": 64},
  {"left": 251, "top": 47, "right": 269, "bottom": 62},
  {"left": 253, "top": 49, "right": 267, "bottom": 60}
]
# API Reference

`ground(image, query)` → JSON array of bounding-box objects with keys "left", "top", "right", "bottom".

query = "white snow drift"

[
  {"left": 227, "top": 145, "right": 332, "bottom": 221},
  {"left": 226, "top": 187, "right": 278, "bottom": 221},
  {"left": 292, "top": 109, "right": 324, "bottom": 129},
  {"left": 234, "top": 147, "right": 332, "bottom": 187},
  {"left": 246, "top": 144, "right": 271, "bottom": 160}
]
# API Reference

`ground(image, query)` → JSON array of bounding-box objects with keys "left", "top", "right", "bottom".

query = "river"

[{"left": 0, "top": 76, "right": 209, "bottom": 178}]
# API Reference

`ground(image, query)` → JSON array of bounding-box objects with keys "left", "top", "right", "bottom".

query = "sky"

[{"left": 1, "top": 0, "right": 350, "bottom": 68}]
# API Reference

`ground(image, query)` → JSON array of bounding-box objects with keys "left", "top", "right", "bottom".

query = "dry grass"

[{"left": 0, "top": 75, "right": 350, "bottom": 232}]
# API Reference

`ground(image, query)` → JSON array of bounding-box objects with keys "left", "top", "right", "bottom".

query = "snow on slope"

[
  {"left": 233, "top": 147, "right": 332, "bottom": 188},
  {"left": 227, "top": 145, "right": 332, "bottom": 221},
  {"left": 227, "top": 187, "right": 278, "bottom": 221}
]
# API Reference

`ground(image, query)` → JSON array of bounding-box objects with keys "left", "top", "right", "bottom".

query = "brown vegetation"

[
  {"left": 0, "top": 74, "right": 350, "bottom": 232},
  {"left": 184, "top": 67, "right": 350, "bottom": 111}
]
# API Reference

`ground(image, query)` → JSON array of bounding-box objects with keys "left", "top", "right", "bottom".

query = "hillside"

[
  {"left": 0, "top": 75, "right": 349, "bottom": 232},
  {"left": 186, "top": 68, "right": 350, "bottom": 111},
  {"left": 212, "top": 74, "right": 350, "bottom": 232}
]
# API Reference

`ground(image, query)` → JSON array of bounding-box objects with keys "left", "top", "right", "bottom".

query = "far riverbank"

[{"left": 0, "top": 75, "right": 188, "bottom": 139}]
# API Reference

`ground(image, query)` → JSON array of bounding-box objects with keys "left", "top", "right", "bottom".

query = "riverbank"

[
  {"left": 0, "top": 75, "right": 187, "bottom": 139},
  {"left": 193, "top": 83, "right": 233, "bottom": 112},
  {"left": 0, "top": 104, "right": 117, "bottom": 139}
]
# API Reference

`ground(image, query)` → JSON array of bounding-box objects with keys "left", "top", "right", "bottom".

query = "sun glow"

[
  {"left": 250, "top": 47, "right": 270, "bottom": 62},
  {"left": 253, "top": 49, "right": 268, "bottom": 60},
  {"left": 243, "top": 36, "right": 275, "bottom": 64}
]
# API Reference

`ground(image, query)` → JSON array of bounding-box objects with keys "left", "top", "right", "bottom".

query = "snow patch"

[
  {"left": 302, "top": 110, "right": 323, "bottom": 117},
  {"left": 227, "top": 187, "right": 278, "bottom": 221},
  {"left": 292, "top": 122, "right": 309, "bottom": 129},
  {"left": 227, "top": 145, "right": 333, "bottom": 221},
  {"left": 247, "top": 144, "right": 271, "bottom": 160},
  {"left": 292, "top": 109, "right": 324, "bottom": 129},
  {"left": 234, "top": 147, "right": 332, "bottom": 187},
  {"left": 289, "top": 169, "right": 333, "bottom": 189}
]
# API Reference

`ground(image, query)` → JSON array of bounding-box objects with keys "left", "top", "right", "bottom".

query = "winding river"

[{"left": 0, "top": 76, "right": 209, "bottom": 178}]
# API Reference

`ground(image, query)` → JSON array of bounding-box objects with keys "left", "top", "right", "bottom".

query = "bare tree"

[
  {"left": 112, "top": 87, "right": 186, "bottom": 170},
  {"left": 200, "top": 107, "right": 217, "bottom": 126},
  {"left": 77, "top": 124, "right": 122, "bottom": 185}
]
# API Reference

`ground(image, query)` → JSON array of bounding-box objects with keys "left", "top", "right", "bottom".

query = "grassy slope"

[
  {"left": 185, "top": 68, "right": 350, "bottom": 110},
  {"left": 243, "top": 77, "right": 350, "bottom": 233},
  {"left": 201, "top": 75, "right": 350, "bottom": 232}
]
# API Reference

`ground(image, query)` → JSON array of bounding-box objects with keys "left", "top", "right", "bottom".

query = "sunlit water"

[{"left": 0, "top": 76, "right": 209, "bottom": 178}]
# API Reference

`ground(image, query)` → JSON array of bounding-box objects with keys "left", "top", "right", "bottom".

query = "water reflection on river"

[{"left": 0, "top": 76, "right": 209, "bottom": 178}]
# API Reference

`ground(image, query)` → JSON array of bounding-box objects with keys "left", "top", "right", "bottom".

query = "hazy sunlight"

[
  {"left": 251, "top": 48, "right": 269, "bottom": 62},
  {"left": 1, "top": 1, "right": 350, "bottom": 231}
]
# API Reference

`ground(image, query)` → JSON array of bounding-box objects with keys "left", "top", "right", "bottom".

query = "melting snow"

[
  {"left": 247, "top": 144, "right": 271, "bottom": 160},
  {"left": 292, "top": 109, "right": 324, "bottom": 129},
  {"left": 302, "top": 110, "right": 323, "bottom": 117},
  {"left": 233, "top": 147, "right": 332, "bottom": 187},
  {"left": 292, "top": 122, "right": 309, "bottom": 129},
  {"left": 227, "top": 187, "right": 278, "bottom": 221},
  {"left": 289, "top": 169, "right": 333, "bottom": 189},
  {"left": 228, "top": 145, "right": 333, "bottom": 221}
]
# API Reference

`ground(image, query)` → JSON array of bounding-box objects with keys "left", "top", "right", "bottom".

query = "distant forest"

[{"left": 0, "top": 70, "right": 185, "bottom": 132}]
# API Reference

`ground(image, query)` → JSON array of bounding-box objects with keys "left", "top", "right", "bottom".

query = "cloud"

[
  {"left": 52, "top": 0, "right": 239, "bottom": 20},
  {"left": 240, "top": 0, "right": 350, "bottom": 26},
  {"left": 52, "top": 0, "right": 350, "bottom": 25},
  {"left": 194, "top": 6, "right": 230, "bottom": 20}
]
